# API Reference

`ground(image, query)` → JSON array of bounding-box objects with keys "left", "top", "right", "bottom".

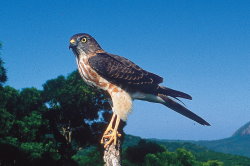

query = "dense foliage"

[
  {"left": 72, "top": 139, "right": 225, "bottom": 166},
  {"left": 147, "top": 138, "right": 250, "bottom": 166},
  {"left": 0, "top": 43, "right": 7, "bottom": 85},
  {"left": 0, "top": 60, "right": 112, "bottom": 165},
  {"left": 122, "top": 139, "right": 224, "bottom": 166}
]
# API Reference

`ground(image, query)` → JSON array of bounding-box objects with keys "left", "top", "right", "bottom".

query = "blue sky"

[{"left": 1, "top": 0, "right": 250, "bottom": 140}]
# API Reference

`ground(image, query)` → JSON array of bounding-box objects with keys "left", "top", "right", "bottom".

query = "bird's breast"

[
  {"left": 77, "top": 57, "right": 133, "bottom": 121},
  {"left": 77, "top": 57, "right": 111, "bottom": 91}
]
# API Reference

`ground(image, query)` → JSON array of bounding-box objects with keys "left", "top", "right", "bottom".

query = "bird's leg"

[
  {"left": 101, "top": 114, "right": 121, "bottom": 148},
  {"left": 101, "top": 113, "right": 116, "bottom": 139}
]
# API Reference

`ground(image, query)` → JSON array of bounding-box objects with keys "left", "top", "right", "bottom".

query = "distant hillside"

[
  {"left": 123, "top": 121, "right": 250, "bottom": 165},
  {"left": 193, "top": 121, "right": 250, "bottom": 158},
  {"left": 146, "top": 121, "right": 250, "bottom": 158},
  {"left": 195, "top": 135, "right": 250, "bottom": 158},
  {"left": 123, "top": 135, "right": 250, "bottom": 166},
  {"left": 233, "top": 121, "right": 250, "bottom": 137}
]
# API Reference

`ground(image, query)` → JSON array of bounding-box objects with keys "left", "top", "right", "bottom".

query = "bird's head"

[{"left": 69, "top": 33, "right": 102, "bottom": 56}]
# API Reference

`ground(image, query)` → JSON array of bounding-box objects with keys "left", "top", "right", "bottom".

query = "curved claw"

[
  {"left": 100, "top": 114, "right": 121, "bottom": 148},
  {"left": 101, "top": 128, "right": 114, "bottom": 144},
  {"left": 101, "top": 131, "right": 122, "bottom": 148}
]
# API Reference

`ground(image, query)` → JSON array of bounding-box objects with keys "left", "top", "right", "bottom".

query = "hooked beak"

[{"left": 69, "top": 39, "right": 77, "bottom": 49}]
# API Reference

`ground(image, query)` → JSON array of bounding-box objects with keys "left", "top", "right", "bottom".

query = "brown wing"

[{"left": 88, "top": 53, "right": 163, "bottom": 93}]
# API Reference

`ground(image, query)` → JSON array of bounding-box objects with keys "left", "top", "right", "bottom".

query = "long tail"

[
  {"left": 158, "top": 93, "right": 210, "bottom": 126},
  {"left": 157, "top": 86, "right": 192, "bottom": 100}
]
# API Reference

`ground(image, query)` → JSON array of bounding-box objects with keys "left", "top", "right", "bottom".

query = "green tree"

[
  {"left": 19, "top": 88, "right": 45, "bottom": 115},
  {"left": 42, "top": 71, "right": 111, "bottom": 146},
  {"left": 13, "top": 111, "right": 44, "bottom": 142},
  {"left": 144, "top": 148, "right": 201, "bottom": 166},
  {"left": 0, "top": 43, "right": 7, "bottom": 86},
  {"left": 72, "top": 147, "right": 104, "bottom": 166},
  {"left": 0, "top": 86, "right": 19, "bottom": 112},
  {"left": 145, "top": 150, "right": 180, "bottom": 166},
  {"left": 0, "top": 108, "right": 14, "bottom": 136},
  {"left": 203, "top": 160, "right": 224, "bottom": 166},
  {"left": 125, "top": 139, "right": 165, "bottom": 163},
  {"left": 20, "top": 141, "right": 60, "bottom": 160},
  {"left": 145, "top": 153, "right": 162, "bottom": 166},
  {"left": 0, "top": 85, "right": 61, "bottom": 165},
  {"left": 176, "top": 148, "right": 196, "bottom": 166}
]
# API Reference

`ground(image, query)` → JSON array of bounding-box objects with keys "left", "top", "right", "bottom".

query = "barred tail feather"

[
  {"left": 158, "top": 86, "right": 192, "bottom": 100},
  {"left": 158, "top": 94, "right": 210, "bottom": 126}
]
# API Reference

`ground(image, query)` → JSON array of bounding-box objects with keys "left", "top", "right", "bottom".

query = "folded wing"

[{"left": 89, "top": 53, "right": 163, "bottom": 93}]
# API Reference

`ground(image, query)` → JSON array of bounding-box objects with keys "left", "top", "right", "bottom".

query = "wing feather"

[{"left": 88, "top": 53, "right": 163, "bottom": 93}]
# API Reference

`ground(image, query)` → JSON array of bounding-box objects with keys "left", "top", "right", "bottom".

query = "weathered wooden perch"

[
  {"left": 103, "top": 139, "right": 121, "bottom": 166},
  {"left": 102, "top": 120, "right": 125, "bottom": 166}
]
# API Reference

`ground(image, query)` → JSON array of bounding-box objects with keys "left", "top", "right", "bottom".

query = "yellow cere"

[{"left": 70, "top": 39, "right": 76, "bottom": 44}]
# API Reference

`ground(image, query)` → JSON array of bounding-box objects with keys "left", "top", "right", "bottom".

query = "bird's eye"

[{"left": 81, "top": 37, "right": 87, "bottom": 43}]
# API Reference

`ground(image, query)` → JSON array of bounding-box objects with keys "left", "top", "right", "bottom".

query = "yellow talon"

[
  {"left": 101, "top": 131, "right": 122, "bottom": 147},
  {"left": 100, "top": 114, "right": 121, "bottom": 147}
]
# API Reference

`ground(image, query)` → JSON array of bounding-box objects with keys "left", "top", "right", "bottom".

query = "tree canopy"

[
  {"left": 0, "top": 43, "right": 7, "bottom": 86},
  {"left": 0, "top": 68, "right": 112, "bottom": 165}
]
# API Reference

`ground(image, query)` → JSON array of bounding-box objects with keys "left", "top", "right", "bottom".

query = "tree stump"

[{"left": 103, "top": 139, "right": 121, "bottom": 166}]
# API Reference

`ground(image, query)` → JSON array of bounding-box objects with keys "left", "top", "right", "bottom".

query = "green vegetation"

[
  {"left": 0, "top": 71, "right": 113, "bottom": 165},
  {"left": 0, "top": 45, "right": 112, "bottom": 164},
  {"left": 148, "top": 121, "right": 250, "bottom": 159},
  {"left": 148, "top": 138, "right": 250, "bottom": 166},
  {"left": 0, "top": 43, "right": 7, "bottom": 86},
  {"left": 71, "top": 139, "right": 225, "bottom": 166},
  {"left": 121, "top": 135, "right": 250, "bottom": 166},
  {"left": 160, "top": 121, "right": 250, "bottom": 158},
  {"left": 194, "top": 135, "right": 250, "bottom": 158}
]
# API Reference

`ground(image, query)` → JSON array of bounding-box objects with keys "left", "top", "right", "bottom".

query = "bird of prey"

[{"left": 69, "top": 33, "right": 210, "bottom": 147}]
